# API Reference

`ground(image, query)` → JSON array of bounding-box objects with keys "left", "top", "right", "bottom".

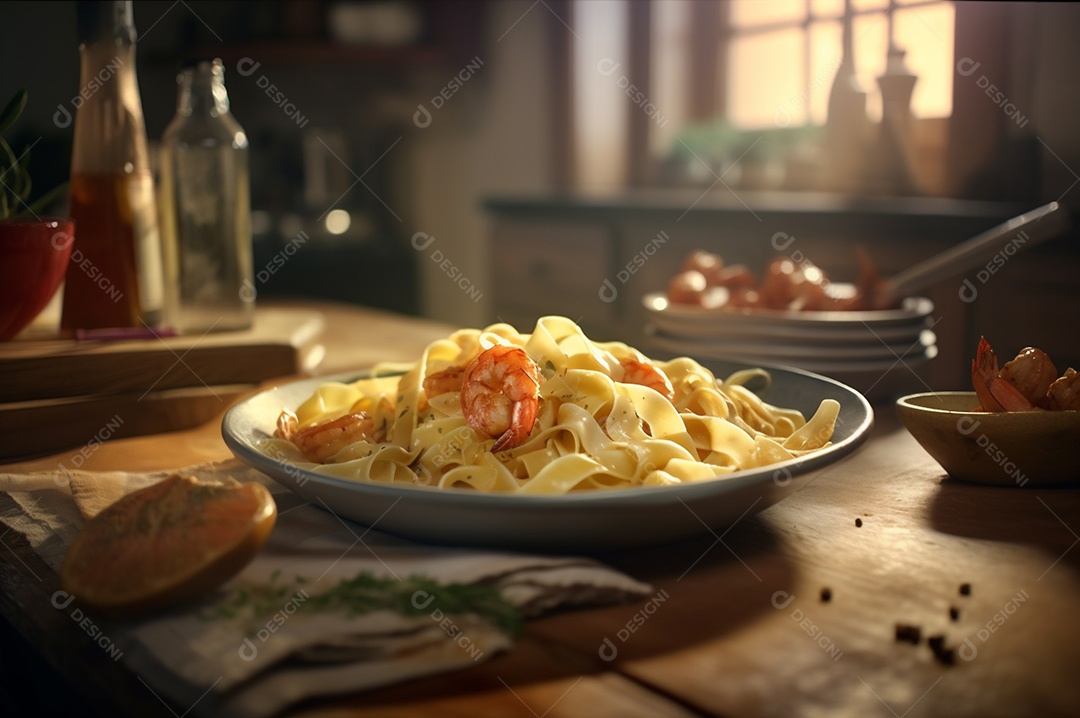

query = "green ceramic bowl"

[{"left": 896, "top": 392, "right": 1080, "bottom": 486}]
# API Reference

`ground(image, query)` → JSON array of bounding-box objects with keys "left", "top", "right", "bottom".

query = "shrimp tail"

[
  {"left": 491, "top": 398, "right": 538, "bottom": 453},
  {"left": 971, "top": 337, "right": 1037, "bottom": 412}
]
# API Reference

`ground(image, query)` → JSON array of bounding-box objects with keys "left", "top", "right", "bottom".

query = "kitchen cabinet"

[{"left": 486, "top": 190, "right": 1080, "bottom": 392}]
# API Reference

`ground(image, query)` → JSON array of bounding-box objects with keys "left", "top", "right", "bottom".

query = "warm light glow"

[
  {"left": 729, "top": 28, "right": 804, "bottom": 128},
  {"left": 572, "top": 0, "right": 629, "bottom": 189},
  {"left": 325, "top": 209, "right": 351, "bottom": 235},
  {"left": 853, "top": 12, "right": 889, "bottom": 123},
  {"left": 896, "top": 3, "right": 955, "bottom": 119},
  {"left": 650, "top": 0, "right": 691, "bottom": 157},
  {"left": 731, "top": 0, "right": 803, "bottom": 28},
  {"left": 724, "top": 0, "right": 954, "bottom": 129}
]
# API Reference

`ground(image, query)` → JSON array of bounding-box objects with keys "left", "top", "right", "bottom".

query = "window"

[
  {"left": 567, "top": 0, "right": 956, "bottom": 192},
  {"left": 725, "top": 0, "right": 954, "bottom": 128}
]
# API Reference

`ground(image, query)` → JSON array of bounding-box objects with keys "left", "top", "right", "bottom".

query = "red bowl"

[{"left": 0, "top": 218, "right": 75, "bottom": 340}]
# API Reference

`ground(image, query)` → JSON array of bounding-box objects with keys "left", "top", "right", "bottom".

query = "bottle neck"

[
  {"left": 76, "top": 0, "right": 138, "bottom": 94},
  {"left": 840, "top": 0, "right": 856, "bottom": 72},
  {"left": 77, "top": 0, "right": 136, "bottom": 47},
  {"left": 71, "top": 24, "right": 149, "bottom": 175},
  {"left": 176, "top": 62, "right": 230, "bottom": 118}
]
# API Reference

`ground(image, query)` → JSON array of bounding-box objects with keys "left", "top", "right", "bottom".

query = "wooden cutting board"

[{"left": 0, "top": 307, "right": 324, "bottom": 459}]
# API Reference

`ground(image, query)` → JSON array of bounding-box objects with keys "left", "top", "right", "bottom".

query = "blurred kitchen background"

[{"left": 2, "top": 0, "right": 1079, "bottom": 388}]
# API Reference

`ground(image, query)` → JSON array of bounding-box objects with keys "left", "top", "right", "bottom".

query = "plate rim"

[
  {"left": 897, "top": 391, "right": 1080, "bottom": 418},
  {"left": 643, "top": 291, "right": 934, "bottom": 326},
  {"left": 645, "top": 333, "right": 936, "bottom": 373}
]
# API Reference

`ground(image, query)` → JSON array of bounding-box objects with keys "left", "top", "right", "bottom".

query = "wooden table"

[{"left": 2, "top": 301, "right": 1078, "bottom": 718}]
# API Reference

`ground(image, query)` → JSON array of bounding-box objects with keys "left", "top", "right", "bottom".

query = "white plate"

[
  {"left": 647, "top": 331, "right": 937, "bottom": 373},
  {"left": 644, "top": 291, "right": 935, "bottom": 330},
  {"left": 647, "top": 311, "right": 932, "bottom": 345},
  {"left": 645, "top": 326, "right": 937, "bottom": 362},
  {"left": 222, "top": 362, "right": 873, "bottom": 551}
]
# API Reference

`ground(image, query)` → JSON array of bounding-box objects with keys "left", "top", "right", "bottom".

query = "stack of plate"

[{"left": 642, "top": 290, "right": 937, "bottom": 401}]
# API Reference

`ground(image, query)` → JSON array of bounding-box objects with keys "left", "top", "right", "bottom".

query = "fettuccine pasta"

[{"left": 262, "top": 316, "right": 839, "bottom": 494}]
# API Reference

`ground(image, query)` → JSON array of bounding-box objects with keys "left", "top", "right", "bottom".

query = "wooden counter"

[{"left": 2, "top": 300, "right": 1078, "bottom": 717}]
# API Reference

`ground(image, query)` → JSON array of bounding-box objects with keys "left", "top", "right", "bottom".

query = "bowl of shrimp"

[{"left": 896, "top": 338, "right": 1080, "bottom": 486}]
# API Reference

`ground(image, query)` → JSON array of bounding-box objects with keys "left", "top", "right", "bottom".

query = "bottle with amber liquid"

[
  {"left": 159, "top": 59, "right": 254, "bottom": 333},
  {"left": 61, "top": 0, "right": 165, "bottom": 331}
]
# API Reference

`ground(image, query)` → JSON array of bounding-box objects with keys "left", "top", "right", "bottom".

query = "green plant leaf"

[
  {"left": 0, "top": 137, "right": 18, "bottom": 219},
  {"left": 20, "top": 180, "right": 68, "bottom": 219},
  {"left": 0, "top": 137, "right": 18, "bottom": 181},
  {"left": 0, "top": 90, "right": 27, "bottom": 136},
  {"left": 14, "top": 145, "right": 32, "bottom": 201},
  {"left": 1, "top": 90, "right": 68, "bottom": 221}
]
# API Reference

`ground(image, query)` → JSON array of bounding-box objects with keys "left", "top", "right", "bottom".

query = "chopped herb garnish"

[{"left": 203, "top": 572, "right": 522, "bottom": 637}]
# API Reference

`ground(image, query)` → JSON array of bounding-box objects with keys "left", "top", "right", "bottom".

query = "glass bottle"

[
  {"left": 823, "top": 0, "right": 869, "bottom": 193},
  {"left": 159, "top": 58, "right": 254, "bottom": 334},
  {"left": 61, "top": 0, "right": 165, "bottom": 331}
]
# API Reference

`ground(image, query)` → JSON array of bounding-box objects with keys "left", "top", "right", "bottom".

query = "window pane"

[
  {"left": 651, "top": 0, "right": 692, "bottom": 156},
  {"left": 810, "top": 0, "right": 844, "bottom": 19},
  {"left": 808, "top": 20, "right": 843, "bottom": 126},
  {"left": 852, "top": 0, "right": 889, "bottom": 10},
  {"left": 728, "top": 28, "right": 805, "bottom": 128},
  {"left": 895, "top": 3, "right": 955, "bottom": 118},
  {"left": 731, "top": 0, "right": 805, "bottom": 29},
  {"left": 852, "top": 11, "right": 889, "bottom": 122},
  {"left": 572, "top": 0, "right": 628, "bottom": 188}
]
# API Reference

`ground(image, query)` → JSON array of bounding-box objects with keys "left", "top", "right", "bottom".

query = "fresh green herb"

[
  {"left": 204, "top": 571, "right": 522, "bottom": 637},
  {"left": 0, "top": 90, "right": 68, "bottom": 220}
]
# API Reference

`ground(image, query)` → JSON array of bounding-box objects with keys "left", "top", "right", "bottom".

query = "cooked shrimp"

[
  {"left": 1000, "top": 347, "right": 1058, "bottom": 408},
  {"left": 460, "top": 345, "right": 541, "bottom": 452},
  {"left": 759, "top": 257, "right": 829, "bottom": 311},
  {"left": 836, "top": 244, "right": 884, "bottom": 311},
  {"left": 713, "top": 264, "right": 756, "bottom": 291},
  {"left": 667, "top": 269, "right": 708, "bottom": 306},
  {"left": 423, "top": 365, "right": 466, "bottom": 398},
  {"left": 619, "top": 358, "right": 675, "bottom": 400},
  {"left": 275, "top": 409, "right": 380, "bottom": 462},
  {"left": 682, "top": 250, "right": 723, "bottom": 283},
  {"left": 1047, "top": 368, "right": 1080, "bottom": 411},
  {"left": 971, "top": 337, "right": 1041, "bottom": 412}
]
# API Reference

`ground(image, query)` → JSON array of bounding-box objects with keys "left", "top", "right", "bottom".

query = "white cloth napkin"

[{"left": 0, "top": 459, "right": 651, "bottom": 717}]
